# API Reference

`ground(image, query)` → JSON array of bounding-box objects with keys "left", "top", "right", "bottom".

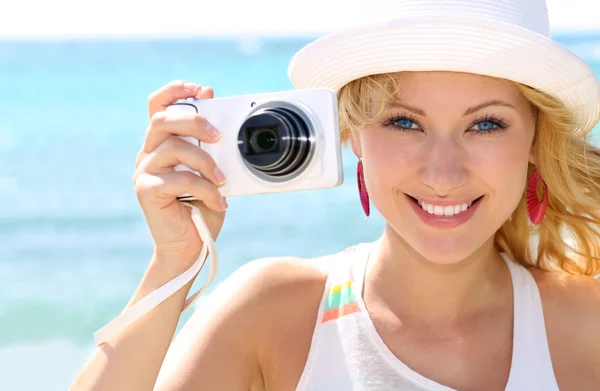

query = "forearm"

[{"left": 70, "top": 254, "right": 197, "bottom": 391}]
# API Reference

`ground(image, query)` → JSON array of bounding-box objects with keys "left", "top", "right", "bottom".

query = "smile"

[
  {"left": 417, "top": 197, "right": 481, "bottom": 216},
  {"left": 405, "top": 195, "right": 484, "bottom": 229}
]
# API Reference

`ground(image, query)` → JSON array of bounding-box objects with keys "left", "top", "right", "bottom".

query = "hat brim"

[{"left": 288, "top": 15, "right": 600, "bottom": 135}]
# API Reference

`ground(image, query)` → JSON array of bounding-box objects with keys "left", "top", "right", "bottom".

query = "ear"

[
  {"left": 528, "top": 109, "right": 538, "bottom": 165},
  {"left": 348, "top": 129, "right": 363, "bottom": 159},
  {"left": 529, "top": 137, "right": 537, "bottom": 165}
]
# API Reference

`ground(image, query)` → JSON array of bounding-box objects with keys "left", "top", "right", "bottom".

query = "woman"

[{"left": 71, "top": 0, "right": 600, "bottom": 390}]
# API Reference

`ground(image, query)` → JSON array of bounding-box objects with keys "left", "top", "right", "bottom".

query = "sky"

[{"left": 0, "top": 0, "right": 599, "bottom": 39}]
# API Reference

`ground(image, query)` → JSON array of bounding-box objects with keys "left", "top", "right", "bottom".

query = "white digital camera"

[{"left": 167, "top": 89, "right": 344, "bottom": 200}]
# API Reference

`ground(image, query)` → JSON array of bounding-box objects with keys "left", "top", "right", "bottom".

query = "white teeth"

[{"left": 418, "top": 201, "right": 474, "bottom": 216}]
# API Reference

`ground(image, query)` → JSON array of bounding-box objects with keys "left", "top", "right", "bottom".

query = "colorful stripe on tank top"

[{"left": 321, "top": 281, "right": 360, "bottom": 323}]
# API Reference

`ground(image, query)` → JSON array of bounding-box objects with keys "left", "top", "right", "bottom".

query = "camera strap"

[{"left": 93, "top": 202, "right": 218, "bottom": 345}]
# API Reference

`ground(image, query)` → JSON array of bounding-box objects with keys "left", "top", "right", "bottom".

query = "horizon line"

[{"left": 1, "top": 30, "right": 600, "bottom": 42}]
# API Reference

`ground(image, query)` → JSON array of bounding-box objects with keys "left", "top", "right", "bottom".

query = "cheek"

[
  {"left": 468, "top": 135, "right": 532, "bottom": 193},
  {"left": 360, "top": 130, "right": 418, "bottom": 194}
]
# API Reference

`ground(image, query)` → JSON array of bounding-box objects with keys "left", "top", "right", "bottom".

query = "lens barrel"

[{"left": 238, "top": 106, "right": 312, "bottom": 178}]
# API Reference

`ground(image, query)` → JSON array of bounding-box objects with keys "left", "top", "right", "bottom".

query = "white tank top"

[{"left": 295, "top": 242, "right": 560, "bottom": 391}]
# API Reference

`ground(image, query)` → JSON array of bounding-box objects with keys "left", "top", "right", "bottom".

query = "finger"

[
  {"left": 136, "top": 171, "right": 226, "bottom": 212},
  {"left": 196, "top": 86, "right": 214, "bottom": 100},
  {"left": 138, "top": 136, "right": 226, "bottom": 187},
  {"left": 148, "top": 80, "right": 203, "bottom": 118},
  {"left": 143, "top": 110, "right": 220, "bottom": 153},
  {"left": 135, "top": 149, "right": 147, "bottom": 169}
]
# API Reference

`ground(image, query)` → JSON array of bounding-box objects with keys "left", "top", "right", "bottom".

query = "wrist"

[{"left": 152, "top": 248, "right": 202, "bottom": 270}]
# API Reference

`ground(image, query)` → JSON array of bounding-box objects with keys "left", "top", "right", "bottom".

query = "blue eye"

[
  {"left": 382, "top": 115, "right": 421, "bottom": 131},
  {"left": 393, "top": 118, "right": 420, "bottom": 130},
  {"left": 469, "top": 116, "right": 508, "bottom": 134},
  {"left": 475, "top": 120, "right": 497, "bottom": 132}
]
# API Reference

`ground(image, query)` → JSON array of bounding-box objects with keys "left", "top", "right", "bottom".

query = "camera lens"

[
  {"left": 249, "top": 128, "right": 278, "bottom": 153},
  {"left": 238, "top": 105, "right": 312, "bottom": 178}
]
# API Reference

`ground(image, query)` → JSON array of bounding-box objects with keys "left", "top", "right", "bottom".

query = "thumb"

[{"left": 185, "top": 199, "right": 226, "bottom": 239}]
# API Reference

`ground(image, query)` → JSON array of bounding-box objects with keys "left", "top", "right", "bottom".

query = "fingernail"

[
  {"left": 183, "top": 82, "right": 201, "bottom": 92},
  {"left": 207, "top": 123, "right": 220, "bottom": 140},
  {"left": 213, "top": 167, "right": 227, "bottom": 185},
  {"left": 220, "top": 197, "right": 228, "bottom": 210}
]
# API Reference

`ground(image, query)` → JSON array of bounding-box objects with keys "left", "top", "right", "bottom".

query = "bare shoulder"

[
  {"left": 221, "top": 252, "right": 333, "bottom": 296},
  {"left": 196, "top": 253, "right": 335, "bottom": 325},
  {"left": 157, "top": 251, "right": 341, "bottom": 390},
  {"left": 531, "top": 268, "right": 600, "bottom": 324},
  {"left": 530, "top": 268, "right": 600, "bottom": 387}
]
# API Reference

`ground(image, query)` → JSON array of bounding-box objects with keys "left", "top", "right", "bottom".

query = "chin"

[
  {"left": 382, "top": 204, "right": 495, "bottom": 265},
  {"left": 391, "top": 227, "right": 480, "bottom": 264},
  {"left": 410, "top": 238, "right": 482, "bottom": 265},
  {"left": 375, "top": 190, "right": 507, "bottom": 265}
]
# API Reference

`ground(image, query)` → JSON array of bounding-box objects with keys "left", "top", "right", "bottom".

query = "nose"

[{"left": 419, "top": 135, "right": 469, "bottom": 196}]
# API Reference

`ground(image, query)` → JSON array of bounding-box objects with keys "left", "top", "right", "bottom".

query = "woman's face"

[{"left": 350, "top": 71, "right": 537, "bottom": 264}]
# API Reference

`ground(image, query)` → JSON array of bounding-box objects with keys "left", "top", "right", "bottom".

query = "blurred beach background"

[{"left": 0, "top": 0, "right": 599, "bottom": 389}]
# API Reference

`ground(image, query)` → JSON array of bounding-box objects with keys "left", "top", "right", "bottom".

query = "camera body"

[{"left": 167, "top": 88, "right": 343, "bottom": 199}]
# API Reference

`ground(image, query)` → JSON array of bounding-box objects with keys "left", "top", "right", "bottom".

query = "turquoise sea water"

[{"left": 0, "top": 36, "right": 598, "bottom": 390}]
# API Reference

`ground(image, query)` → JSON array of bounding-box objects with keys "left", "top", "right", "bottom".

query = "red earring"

[
  {"left": 357, "top": 158, "right": 370, "bottom": 216},
  {"left": 526, "top": 168, "right": 548, "bottom": 225}
]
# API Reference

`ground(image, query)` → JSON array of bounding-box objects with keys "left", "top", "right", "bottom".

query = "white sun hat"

[{"left": 287, "top": 0, "right": 600, "bottom": 135}]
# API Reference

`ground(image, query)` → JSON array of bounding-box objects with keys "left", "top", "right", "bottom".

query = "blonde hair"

[{"left": 338, "top": 72, "right": 600, "bottom": 276}]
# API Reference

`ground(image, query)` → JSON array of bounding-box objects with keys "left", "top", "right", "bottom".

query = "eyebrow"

[{"left": 388, "top": 100, "right": 517, "bottom": 117}]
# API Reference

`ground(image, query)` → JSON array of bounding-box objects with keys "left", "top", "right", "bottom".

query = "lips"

[
  {"left": 407, "top": 195, "right": 484, "bottom": 216},
  {"left": 405, "top": 194, "right": 484, "bottom": 229}
]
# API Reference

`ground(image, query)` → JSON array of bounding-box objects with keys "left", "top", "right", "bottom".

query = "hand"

[{"left": 134, "top": 80, "right": 228, "bottom": 266}]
